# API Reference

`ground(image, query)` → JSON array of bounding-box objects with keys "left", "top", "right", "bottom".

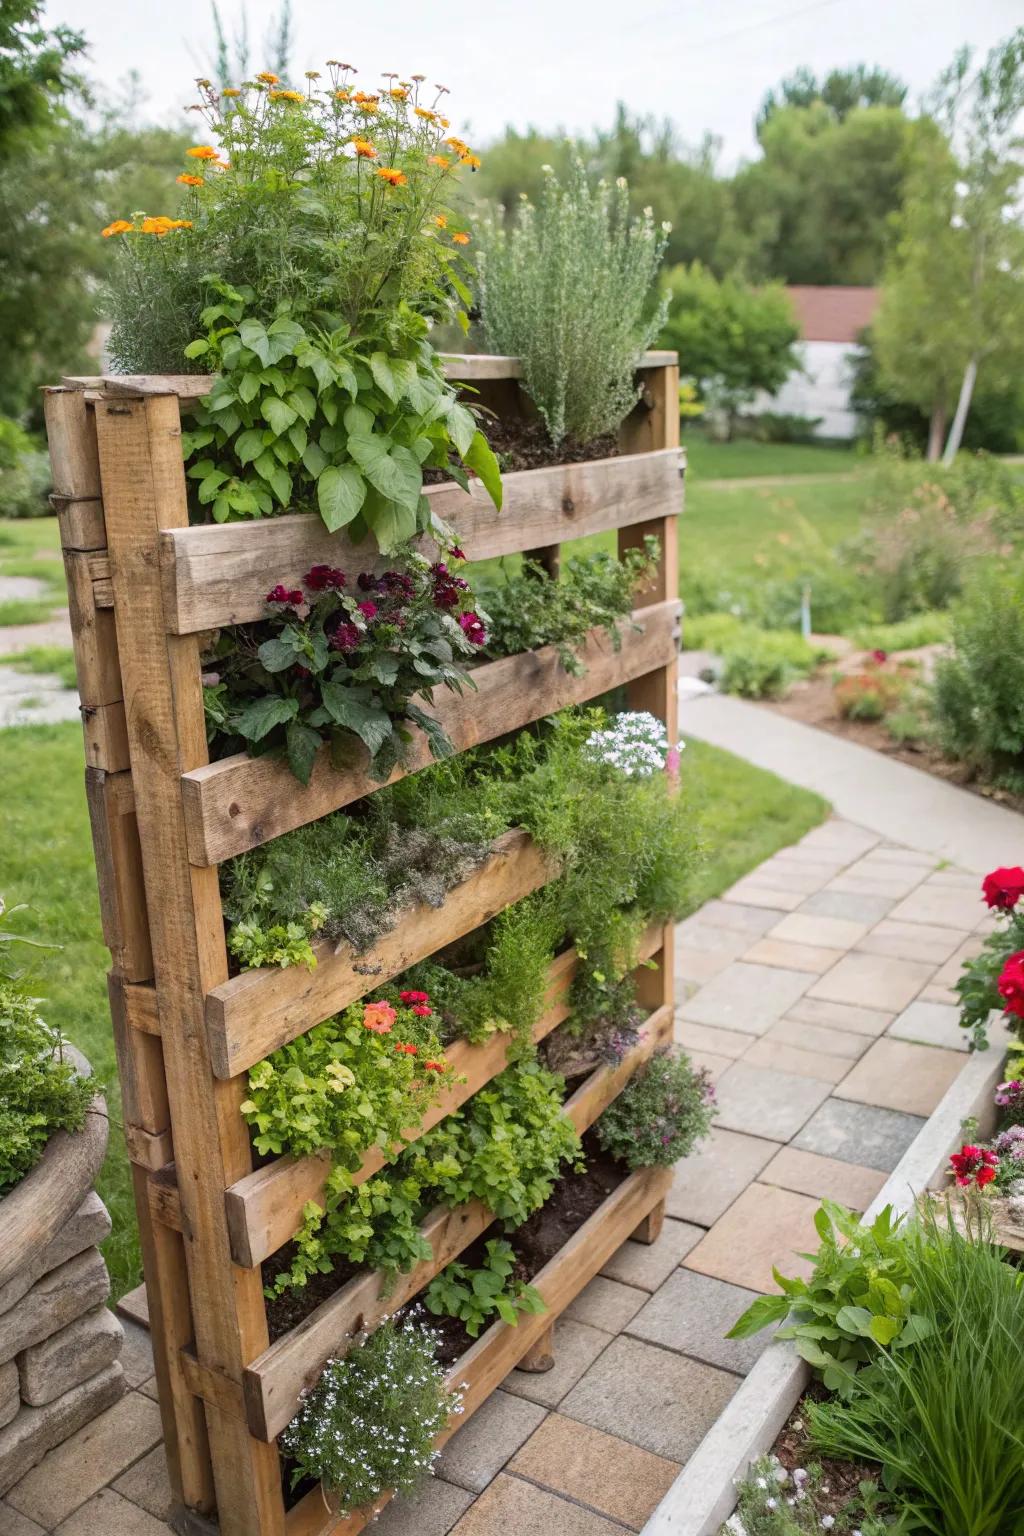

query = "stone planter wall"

[{"left": 0, "top": 1056, "right": 124, "bottom": 1493}]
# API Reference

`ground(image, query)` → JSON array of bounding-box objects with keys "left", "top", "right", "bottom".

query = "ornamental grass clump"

[
  {"left": 595, "top": 1048, "right": 714, "bottom": 1169},
  {"left": 281, "top": 1314, "right": 461, "bottom": 1512},
  {"left": 478, "top": 157, "right": 668, "bottom": 447}
]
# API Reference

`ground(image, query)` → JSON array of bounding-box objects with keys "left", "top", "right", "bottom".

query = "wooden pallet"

[{"left": 45, "top": 353, "right": 682, "bottom": 1536}]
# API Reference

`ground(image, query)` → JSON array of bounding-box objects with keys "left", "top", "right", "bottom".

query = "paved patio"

[{"left": 0, "top": 812, "right": 993, "bottom": 1536}]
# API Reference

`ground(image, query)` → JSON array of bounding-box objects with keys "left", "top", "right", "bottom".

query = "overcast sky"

[{"left": 52, "top": 0, "right": 1020, "bottom": 169}]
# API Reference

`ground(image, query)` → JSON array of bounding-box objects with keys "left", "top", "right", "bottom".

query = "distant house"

[{"left": 750, "top": 285, "right": 880, "bottom": 441}]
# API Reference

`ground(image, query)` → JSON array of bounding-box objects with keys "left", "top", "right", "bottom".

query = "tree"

[
  {"left": 757, "top": 64, "right": 907, "bottom": 137},
  {"left": 659, "top": 263, "right": 800, "bottom": 435},
  {"left": 0, "top": 1, "right": 83, "bottom": 155}
]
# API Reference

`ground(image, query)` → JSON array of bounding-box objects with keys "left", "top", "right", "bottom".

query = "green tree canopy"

[{"left": 756, "top": 64, "right": 908, "bottom": 137}]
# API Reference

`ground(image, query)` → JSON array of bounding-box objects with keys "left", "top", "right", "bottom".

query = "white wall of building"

[{"left": 749, "top": 339, "right": 863, "bottom": 441}]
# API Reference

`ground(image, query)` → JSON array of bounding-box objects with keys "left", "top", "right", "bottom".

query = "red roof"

[{"left": 786, "top": 285, "right": 879, "bottom": 344}]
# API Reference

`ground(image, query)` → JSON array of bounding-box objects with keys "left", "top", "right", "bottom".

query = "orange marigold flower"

[
  {"left": 414, "top": 106, "right": 435, "bottom": 120},
  {"left": 257, "top": 71, "right": 279, "bottom": 84},
  {"left": 390, "top": 86, "right": 408, "bottom": 99},
  {"left": 460, "top": 152, "right": 481, "bottom": 171},
  {"left": 176, "top": 173, "right": 204, "bottom": 186},
  {"left": 269, "top": 89, "right": 304, "bottom": 102},
  {"left": 438, "top": 116, "right": 450, "bottom": 128},
  {"left": 433, "top": 213, "right": 447, "bottom": 228},
  {"left": 376, "top": 166, "right": 407, "bottom": 186},
  {"left": 186, "top": 145, "right": 220, "bottom": 159},
  {"left": 452, "top": 231, "right": 470, "bottom": 245},
  {"left": 352, "top": 91, "right": 379, "bottom": 105},
  {"left": 222, "top": 88, "right": 241, "bottom": 98},
  {"left": 444, "top": 135, "right": 468, "bottom": 154},
  {"left": 334, "top": 88, "right": 350, "bottom": 100},
  {"left": 428, "top": 155, "right": 450, "bottom": 169},
  {"left": 352, "top": 137, "right": 377, "bottom": 158},
  {"left": 101, "top": 219, "right": 134, "bottom": 238}
]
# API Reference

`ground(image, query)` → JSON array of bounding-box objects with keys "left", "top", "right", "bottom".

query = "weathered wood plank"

[
  {"left": 160, "top": 449, "right": 682, "bottom": 633},
  {"left": 207, "top": 830, "right": 557, "bottom": 1079},
  {"left": 43, "top": 388, "right": 107, "bottom": 551},
  {"left": 243, "top": 1004, "right": 671, "bottom": 1442},
  {"left": 183, "top": 600, "right": 680, "bottom": 866},
  {"left": 85, "top": 769, "right": 153, "bottom": 981},
  {"left": 225, "top": 927, "right": 664, "bottom": 1268},
  {"left": 122, "top": 980, "right": 161, "bottom": 1035}
]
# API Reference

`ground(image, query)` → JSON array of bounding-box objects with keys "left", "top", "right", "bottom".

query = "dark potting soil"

[
  {"left": 511, "top": 1137, "right": 625, "bottom": 1279},
  {"left": 770, "top": 1384, "right": 889, "bottom": 1524},
  {"left": 425, "top": 415, "right": 620, "bottom": 479},
  {"left": 263, "top": 1249, "right": 361, "bottom": 1342}
]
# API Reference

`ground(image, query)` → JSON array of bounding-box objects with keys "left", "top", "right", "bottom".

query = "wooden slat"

[
  {"left": 283, "top": 1162, "right": 672, "bottom": 1536},
  {"left": 85, "top": 769, "right": 153, "bottom": 982},
  {"left": 226, "top": 927, "right": 663, "bottom": 1268},
  {"left": 109, "top": 972, "right": 170, "bottom": 1134},
  {"left": 42, "top": 388, "right": 107, "bottom": 551},
  {"left": 183, "top": 599, "right": 680, "bottom": 866},
  {"left": 243, "top": 1003, "right": 671, "bottom": 1442},
  {"left": 122, "top": 980, "right": 161, "bottom": 1035},
  {"left": 207, "top": 830, "right": 556, "bottom": 1079},
  {"left": 160, "top": 448, "right": 683, "bottom": 634}
]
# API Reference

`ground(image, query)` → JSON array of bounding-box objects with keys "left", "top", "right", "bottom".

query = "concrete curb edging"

[{"left": 641, "top": 1017, "right": 1014, "bottom": 1536}]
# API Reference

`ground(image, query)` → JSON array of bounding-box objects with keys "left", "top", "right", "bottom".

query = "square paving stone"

[
  {"left": 112, "top": 1444, "right": 175, "bottom": 1521},
  {"left": 687, "top": 1048, "right": 733, "bottom": 1083},
  {"left": 718, "top": 881, "right": 803, "bottom": 913},
  {"left": 0, "top": 1504, "right": 44, "bottom": 1536},
  {"left": 855, "top": 920, "right": 967, "bottom": 967},
  {"left": 759, "top": 1145, "right": 886, "bottom": 1210},
  {"left": 732, "top": 861, "right": 840, "bottom": 895},
  {"left": 800, "top": 889, "right": 895, "bottom": 927},
  {"left": 508, "top": 1414, "right": 679, "bottom": 1530},
  {"left": 834, "top": 1036, "right": 964, "bottom": 1117},
  {"left": 797, "top": 822, "right": 878, "bottom": 861},
  {"left": 116, "top": 1322, "right": 154, "bottom": 1392},
  {"left": 666, "top": 1128, "right": 777, "bottom": 1227},
  {"left": 51, "top": 1489, "right": 169, "bottom": 1536},
  {"left": 742, "top": 938, "right": 843, "bottom": 975},
  {"left": 786, "top": 996, "right": 893, "bottom": 1038},
  {"left": 502, "top": 1320, "right": 612, "bottom": 1409},
  {"left": 675, "top": 1018, "right": 756, "bottom": 1059},
  {"left": 713, "top": 1062, "right": 830, "bottom": 1142},
  {"left": 792, "top": 1097, "right": 925, "bottom": 1172},
  {"left": 675, "top": 947, "right": 735, "bottom": 989},
  {"left": 691, "top": 901, "right": 790, "bottom": 937},
  {"left": 808, "top": 953, "right": 934, "bottom": 1013},
  {"left": 561, "top": 1336, "right": 738, "bottom": 1462},
  {"left": 741, "top": 1038, "right": 850, "bottom": 1085},
  {"left": 627, "top": 1269, "right": 769, "bottom": 1373},
  {"left": 889, "top": 882, "right": 985, "bottom": 931},
  {"left": 450, "top": 1473, "right": 621, "bottom": 1536},
  {"left": 931, "top": 935, "right": 986, "bottom": 988},
  {"left": 684, "top": 1183, "right": 820, "bottom": 1292},
  {"left": 764, "top": 1016, "right": 871, "bottom": 1062},
  {"left": 373, "top": 1477, "right": 474, "bottom": 1536},
  {"left": 887, "top": 999, "right": 968, "bottom": 1052},
  {"left": 769, "top": 912, "right": 869, "bottom": 949},
  {"left": 826, "top": 862, "right": 926, "bottom": 899},
  {"left": 564, "top": 1276, "right": 647, "bottom": 1334},
  {"left": 6, "top": 1392, "right": 163, "bottom": 1530},
  {"left": 600, "top": 1218, "right": 703, "bottom": 1291},
  {"left": 682, "top": 963, "right": 811, "bottom": 1036},
  {"left": 437, "top": 1390, "right": 547, "bottom": 1495}
]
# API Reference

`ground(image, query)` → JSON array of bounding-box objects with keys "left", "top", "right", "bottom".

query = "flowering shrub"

[
  {"left": 955, "top": 864, "right": 1024, "bottom": 1048},
  {"left": 833, "top": 656, "right": 916, "bottom": 724},
  {"left": 281, "top": 1313, "right": 460, "bottom": 1510},
  {"left": 994, "top": 1077, "right": 1024, "bottom": 1127},
  {"left": 425, "top": 1239, "right": 546, "bottom": 1337},
  {"left": 240, "top": 995, "right": 454, "bottom": 1171},
  {"left": 204, "top": 550, "right": 486, "bottom": 782},
  {"left": 102, "top": 68, "right": 500, "bottom": 549},
  {"left": 583, "top": 710, "right": 675, "bottom": 778},
  {"left": 595, "top": 1048, "right": 714, "bottom": 1170}
]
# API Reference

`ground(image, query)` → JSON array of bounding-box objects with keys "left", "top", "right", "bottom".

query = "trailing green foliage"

[
  {"left": 281, "top": 1315, "right": 459, "bottom": 1510},
  {"left": 425, "top": 1238, "right": 546, "bottom": 1337},
  {"left": 933, "top": 565, "right": 1024, "bottom": 794},
  {"left": 478, "top": 158, "right": 667, "bottom": 446},
  {"left": 0, "top": 977, "right": 95, "bottom": 1195},
  {"left": 595, "top": 1048, "right": 714, "bottom": 1169}
]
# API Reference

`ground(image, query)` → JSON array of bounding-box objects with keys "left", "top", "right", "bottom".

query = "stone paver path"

[{"left": 0, "top": 817, "right": 993, "bottom": 1535}]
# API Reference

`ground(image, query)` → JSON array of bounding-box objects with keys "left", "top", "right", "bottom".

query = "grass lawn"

[
  {"left": 0, "top": 517, "right": 65, "bottom": 626},
  {"left": 682, "top": 436, "right": 862, "bottom": 482},
  {"left": 0, "top": 718, "right": 827, "bottom": 1299}
]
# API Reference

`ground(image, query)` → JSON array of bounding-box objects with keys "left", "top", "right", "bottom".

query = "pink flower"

[
  {"left": 362, "top": 1002, "right": 396, "bottom": 1034},
  {"left": 448, "top": 545, "right": 467, "bottom": 561},
  {"left": 357, "top": 600, "right": 378, "bottom": 620},
  {"left": 305, "top": 565, "right": 346, "bottom": 592},
  {"left": 267, "top": 584, "right": 303, "bottom": 606},
  {"left": 982, "top": 867, "right": 1024, "bottom": 911},
  {"left": 949, "top": 1144, "right": 999, "bottom": 1188},
  {"left": 871, "top": 648, "right": 888, "bottom": 664},
  {"left": 458, "top": 611, "right": 486, "bottom": 646}
]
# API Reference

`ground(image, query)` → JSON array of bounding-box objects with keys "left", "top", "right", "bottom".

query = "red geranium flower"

[
  {"left": 394, "top": 1041, "right": 418, "bottom": 1056},
  {"left": 400, "top": 990, "right": 430, "bottom": 1004},
  {"left": 412, "top": 1004, "right": 433, "bottom": 1016},
  {"left": 870, "top": 648, "right": 888, "bottom": 664},
  {"left": 424, "top": 1060, "right": 444, "bottom": 1072},
  {"left": 982, "top": 867, "right": 1024, "bottom": 911},
  {"left": 998, "top": 951, "right": 1024, "bottom": 1019},
  {"left": 305, "top": 565, "right": 346, "bottom": 592},
  {"left": 267, "top": 584, "right": 303, "bottom": 606},
  {"left": 949, "top": 1144, "right": 999, "bottom": 1188}
]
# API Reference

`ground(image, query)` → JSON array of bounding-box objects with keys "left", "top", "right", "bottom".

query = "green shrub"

[
  {"left": 850, "top": 612, "right": 951, "bottom": 651},
  {"left": 683, "top": 613, "right": 828, "bottom": 698},
  {"left": 595, "top": 1049, "right": 714, "bottom": 1169},
  {"left": 0, "top": 978, "right": 95, "bottom": 1194},
  {"left": 933, "top": 565, "right": 1024, "bottom": 791},
  {"left": 281, "top": 1315, "right": 459, "bottom": 1510},
  {"left": 425, "top": 1238, "right": 546, "bottom": 1337},
  {"left": 478, "top": 158, "right": 667, "bottom": 446},
  {"left": 0, "top": 419, "right": 50, "bottom": 518}
]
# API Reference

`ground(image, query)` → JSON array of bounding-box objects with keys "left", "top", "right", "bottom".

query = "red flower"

[
  {"left": 357, "top": 600, "right": 378, "bottom": 620},
  {"left": 982, "top": 867, "right": 1024, "bottom": 911},
  {"left": 399, "top": 990, "right": 430, "bottom": 1004},
  {"left": 448, "top": 545, "right": 467, "bottom": 561},
  {"left": 431, "top": 561, "right": 469, "bottom": 609},
  {"left": 458, "top": 611, "right": 486, "bottom": 645},
  {"left": 412, "top": 1004, "right": 433, "bottom": 1016},
  {"left": 267, "top": 585, "right": 303, "bottom": 606},
  {"left": 394, "top": 1041, "right": 418, "bottom": 1055},
  {"left": 305, "top": 565, "right": 346, "bottom": 592},
  {"left": 871, "top": 648, "right": 888, "bottom": 664},
  {"left": 329, "top": 620, "right": 360, "bottom": 652},
  {"left": 424, "top": 1060, "right": 444, "bottom": 1072},
  {"left": 949, "top": 1144, "right": 999, "bottom": 1187},
  {"left": 998, "top": 951, "right": 1024, "bottom": 1019},
  {"left": 380, "top": 571, "right": 415, "bottom": 602}
]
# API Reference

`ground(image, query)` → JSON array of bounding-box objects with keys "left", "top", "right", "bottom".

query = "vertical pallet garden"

[{"left": 44, "top": 349, "right": 684, "bottom": 1536}]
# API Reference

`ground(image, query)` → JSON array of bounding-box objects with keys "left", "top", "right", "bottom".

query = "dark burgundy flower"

[
  {"left": 448, "top": 545, "right": 467, "bottom": 561},
  {"left": 357, "top": 572, "right": 380, "bottom": 592},
  {"left": 305, "top": 564, "right": 346, "bottom": 592},
  {"left": 998, "top": 951, "right": 1024, "bottom": 1019},
  {"left": 357, "top": 600, "right": 378, "bottom": 621},
  {"left": 266, "top": 585, "right": 303, "bottom": 606},
  {"left": 458, "top": 611, "right": 486, "bottom": 645},
  {"left": 431, "top": 561, "right": 469, "bottom": 609},
  {"left": 982, "top": 867, "right": 1024, "bottom": 911},
  {"left": 293, "top": 664, "right": 311, "bottom": 680},
  {"left": 329, "top": 620, "right": 360, "bottom": 652},
  {"left": 380, "top": 570, "right": 415, "bottom": 602}
]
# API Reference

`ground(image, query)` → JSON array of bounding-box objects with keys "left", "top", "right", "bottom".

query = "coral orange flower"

[
  {"left": 376, "top": 166, "right": 407, "bottom": 186},
  {"left": 444, "top": 136, "right": 468, "bottom": 154},
  {"left": 101, "top": 219, "right": 134, "bottom": 238},
  {"left": 363, "top": 1001, "right": 396, "bottom": 1034},
  {"left": 269, "top": 89, "right": 304, "bottom": 102},
  {"left": 140, "top": 216, "right": 175, "bottom": 235},
  {"left": 176, "top": 173, "right": 204, "bottom": 186},
  {"left": 352, "top": 137, "right": 377, "bottom": 158},
  {"left": 186, "top": 145, "right": 220, "bottom": 160},
  {"left": 432, "top": 213, "right": 447, "bottom": 228},
  {"left": 428, "top": 155, "right": 450, "bottom": 170},
  {"left": 452, "top": 231, "right": 470, "bottom": 245},
  {"left": 257, "top": 71, "right": 280, "bottom": 84},
  {"left": 438, "top": 117, "right": 450, "bottom": 128}
]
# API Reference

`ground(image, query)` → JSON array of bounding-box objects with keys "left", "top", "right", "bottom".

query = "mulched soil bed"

[
  {"left": 264, "top": 1250, "right": 361, "bottom": 1342},
  {"left": 426, "top": 415, "right": 620, "bottom": 478},
  {"left": 769, "top": 1384, "right": 888, "bottom": 1526}
]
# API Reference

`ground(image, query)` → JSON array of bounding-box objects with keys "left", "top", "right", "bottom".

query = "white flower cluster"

[{"left": 583, "top": 711, "right": 679, "bottom": 778}]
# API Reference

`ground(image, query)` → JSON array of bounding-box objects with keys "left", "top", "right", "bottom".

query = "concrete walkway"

[
  {"left": 0, "top": 815, "right": 996, "bottom": 1536},
  {"left": 680, "top": 691, "right": 1021, "bottom": 875}
]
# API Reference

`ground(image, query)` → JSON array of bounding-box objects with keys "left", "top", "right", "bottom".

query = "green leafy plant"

[
  {"left": 281, "top": 1314, "right": 460, "bottom": 1510},
  {"left": 478, "top": 157, "right": 667, "bottom": 447},
  {"left": 204, "top": 550, "right": 488, "bottom": 782},
  {"left": 955, "top": 901, "right": 1024, "bottom": 1050},
  {"left": 0, "top": 978, "right": 95, "bottom": 1195},
  {"left": 728, "top": 1455, "right": 892, "bottom": 1535},
  {"left": 425, "top": 1238, "right": 546, "bottom": 1336},
  {"left": 595, "top": 1047, "right": 714, "bottom": 1169},
  {"left": 933, "top": 564, "right": 1024, "bottom": 794},
  {"left": 727, "top": 1202, "right": 932, "bottom": 1398}
]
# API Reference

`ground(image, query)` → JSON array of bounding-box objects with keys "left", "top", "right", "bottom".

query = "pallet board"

[{"left": 46, "top": 355, "right": 682, "bottom": 1536}]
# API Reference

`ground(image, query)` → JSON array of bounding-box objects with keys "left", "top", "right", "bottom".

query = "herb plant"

[
  {"left": 0, "top": 978, "right": 95, "bottom": 1195},
  {"left": 205, "top": 551, "right": 488, "bottom": 782},
  {"left": 595, "top": 1048, "right": 714, "bottom": 1170},
  {"left": 425, "top": 1239, "right": 546, "bottom": 1337},
  {"left": 281, "top": 1314, "right": 460, "bottom": 1511},
  {"left": 478, "top": 158, "right": 668, "bottom": 447}
]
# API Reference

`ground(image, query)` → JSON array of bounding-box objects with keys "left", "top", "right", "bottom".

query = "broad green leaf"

[
  {"left": 317, "top": 464, "right": 367, "bottom": 533},
  {"left": 446, "top": 400, "right": 476, "bottom": 456},
  {"left": 287, "top": 386, "right": 317, "bottom": 423},
  {"left": 463, "top": 430, "right": 502, "bottom": 510},
  {"left": 814, "top": 1206, "right": 833, "bottom": 1243},
  {"left": 893, "top": 1313, "right": 933, "bottom": 1348},
  {"left": 258, "top": 634, "right": 304, "bottom": 672},
  {"left": 235, "top": 428, "right": 266, "bottom": 466},
  {"left": 183, "top": 338, "right": 210, "bottom": 359},
  {"left": 725, "top": 1293, "right": 790, "bottom": 1339},
  {"left": 835, "top": 1305, "right": 874, "bottom": 1337},
  {"left": 286, "top": 721, "right": 322, "bottom": 785},
  {"left": 238, "top": 370, "right": 261, "bottom": 404},
  {"left": 348, "top": 436, "right": 421, "bottom": 515},
  {"left": 232, "top": 694, "right": 298, "bottom": 742},
  {"left": 344, "top": 402, "right": 374, "bottom": 437},
  {"left": 793, "top": 1337, "right": 832, "bottom": 1369},
  {"left": 868, "top": 1314, "right": 900, "bottom": 1346},
  {"left": 369, "top": 352, "right": 399, "bottom": 402},
  {"left": 253, "top": 452, "right": 291, "bottom": 506},
  {"left": 318, "top": 684, "right": 393, "bottom": 758},
  {"left": 369, "top": 494, "right": 417, "bottom": 553},
  {"left": 302, "top": 441, "right": 328, "bottom": 478},
  {"left": 263, "top": 396, "right": 298, "bottom": 436},
  {"left": 238, "top": 318, "right": 271, "bottom": 366},
  {"left": 265, "top": 317, "right": 304, "bottom": 361}
]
